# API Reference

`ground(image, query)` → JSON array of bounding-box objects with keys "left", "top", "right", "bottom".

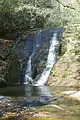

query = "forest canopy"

[{"left": 0, "top": 0, "right": 80, "bottom": 35}]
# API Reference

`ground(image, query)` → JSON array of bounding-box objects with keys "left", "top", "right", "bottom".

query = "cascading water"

[
  {"left": 14, "top": 27, "right": 64, "bottom": 86},
  {"left": 24, "top": 56, "right": 33, "bottom": 84},
  {"left": 35, "top": 32, "right": 58, "bottom": 86},
  {"left": 24, "top": 50, "right": 36, "bottom": 84},
  {"left": 24, "top": 32, "right": 59, "bottom": 85},
  {"left": 23, "top": 30, "right": 42, "bottom": 84}
]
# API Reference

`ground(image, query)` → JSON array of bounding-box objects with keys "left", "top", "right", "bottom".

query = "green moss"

[
  {"left": 51, "top": 68, "right": 57, "bottom": 76},
  {"left": 61, "top": 73, "right": 67, "bottom": 78}
]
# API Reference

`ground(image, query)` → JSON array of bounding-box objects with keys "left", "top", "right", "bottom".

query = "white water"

[
  {"left": 34, "top": 33, "right": 58, "bottom": 86},
  {"left": 24, "top": 32, "right": 59, "bottom": 85},
  {"left": 24, "top": 56, "right": 33, "bottom": 84},
  {"left": 24, "top": 50, "right": 36, "bottom": 84}
]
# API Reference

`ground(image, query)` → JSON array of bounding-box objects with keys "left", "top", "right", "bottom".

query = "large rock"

[
  {"left": 0, "top": 39, "right": 12, "bottom": 87},
  {"left": 48, "top": 24, "right": 80, "bottom": 87},
  {"left": 0, "top": 39, "right": 21, "bottom": 87}
]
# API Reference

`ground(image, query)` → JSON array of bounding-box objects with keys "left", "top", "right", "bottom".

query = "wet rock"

[
  {"left": 0, "top": 39, "right": 13, "bottom": 87},
  {"left": 0, "top": 78, "right": 7, "bottom": 87},
  {"left": 32, "top": 40, "right": 50, "bottom": 78},
  {"left": 0, "top": 39, "right": 21, "bottom": 86}
]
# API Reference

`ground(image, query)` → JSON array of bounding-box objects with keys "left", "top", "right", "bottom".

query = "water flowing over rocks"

[
  {"left": 48, "top": 24, "right": 80, "bottom": 87},
  {"left": 15, "top": 27, "right": 64, "bottom": 85},
  {"left": 0, "top": 27, "right": 64, "bottom": 87}
]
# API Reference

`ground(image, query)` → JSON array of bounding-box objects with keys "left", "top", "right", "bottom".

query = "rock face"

[
  {"left": 62, "top": 91, "right": 80, "bottom": 101},
  {"left": 17, "top": 27, "right": 64, "bottom": 83},
  {"left": 31, "top": 40, "right": 50, "bottom": 79},
  {"left": 48, "top": 24, "right": 80, "bottom": 87},
  {"left": 0, "top": 39, "right": 12, "bottom": 87},
  {"left": 0, "top": 39, "right": 21, "bottom": 87}
]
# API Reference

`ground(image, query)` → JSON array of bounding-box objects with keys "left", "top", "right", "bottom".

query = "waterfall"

[
  {"left": 24, "top": 32, "right": 59, "bottom": 85},
  {"left": 34, "top": 32, "right": 58, "bottom": 86},
  {"left": 14, "top": 27, "right": 64, "bottom": 85},
  {"left": 24, "top": 50, "right": 36, "bottom": 84},
  {"left": 24, "top": 56, "right": 33, "bottom": 84}
]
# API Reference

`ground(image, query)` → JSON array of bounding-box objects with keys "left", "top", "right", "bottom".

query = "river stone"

[{"left": 62, "top": 91, "right": 80, "bottom": 101}]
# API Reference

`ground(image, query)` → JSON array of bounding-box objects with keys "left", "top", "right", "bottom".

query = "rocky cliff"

[
  {"left": 48, "top": 24, "right": 80, "bottom": 87},
  {"left": 0, "top": 39, "right": 21, "bottom": 87}
]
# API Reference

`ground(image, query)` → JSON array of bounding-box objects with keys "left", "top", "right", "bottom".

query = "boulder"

[{"left": 0, "top": 39, "right": 21, "bottom": 87}]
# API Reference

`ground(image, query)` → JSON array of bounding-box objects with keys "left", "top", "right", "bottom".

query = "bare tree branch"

[{"left": 55, "top": 0, "right": 75, "bottom": 10}]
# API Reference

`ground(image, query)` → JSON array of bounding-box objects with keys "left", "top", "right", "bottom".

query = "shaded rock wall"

[
  {"left": 0, "top": 39, "right": 12, "bottom": 86},
  {"left": 0, "top": 39, "right": 21, "bottom": 87}
]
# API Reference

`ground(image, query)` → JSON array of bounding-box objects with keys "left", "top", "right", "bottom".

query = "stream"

[
  {"left": 0, "top": 86, "right": 80, "bottom": 120},
  {"left": 0, "top": 27, "right": 80, "bottom": 120}
]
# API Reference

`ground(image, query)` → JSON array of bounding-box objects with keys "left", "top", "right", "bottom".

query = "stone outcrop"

[
  {"left": 0, "top": 39, "right": 21, "bottom": 87},
  {"left": 48, "top": 24, "right": 80, "bottom": 87},
  {"left": 0, "top": 39, "right": 12, "bottom": 87}
]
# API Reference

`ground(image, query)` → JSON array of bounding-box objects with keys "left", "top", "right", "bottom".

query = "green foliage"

[
  {"left": 0, "top": 0, "right": 20, "bottom": 32},
  {"left": 0, "top": 0, "right": 50, "bottom": 34},
  {"left": 0, "top": 0, "right": 66, "bottom": 34},
  {"left": 0, "top": 0, "right": 80, "bottom": 35},
  {"left": 14, "top": 8, "right": 47, "bottom": 29}
]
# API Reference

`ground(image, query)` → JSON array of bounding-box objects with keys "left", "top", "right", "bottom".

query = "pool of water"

[
  {"left": 0, "top": 85, "right": 52, "bottom": 97},
  {"left": 0, "top": 85, "right": 80, "bottom": 120}
]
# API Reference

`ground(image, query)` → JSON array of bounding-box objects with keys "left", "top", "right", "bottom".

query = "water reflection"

[
  {"left": 0, "top": 85, "right": 52, "bottom": 98},
  {"left": 24, "top": 85, "right": 52, "bottom": 97}
]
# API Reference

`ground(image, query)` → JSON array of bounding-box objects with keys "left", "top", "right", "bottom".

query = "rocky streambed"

[
  {"left": 0, "top": 86, "right": 80, "bottom": 120},
  {"left": 48, "top": 24, "right": 80, "bottom": 87}
]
